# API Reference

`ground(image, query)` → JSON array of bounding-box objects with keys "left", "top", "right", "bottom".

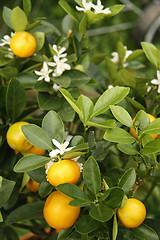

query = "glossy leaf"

[
  {"left": 89, "top": 205, "right": 113, "bottom": 222},
  {"left": 91, "top": 87, "right": 130, "bottom": 118},
  {"left": 83, "top": 157, "right": 101, "bottom": 195},
  {"left": 22, "top": 124, "right": 53, "bottom": 150},
  {"left": 142, "top": 118, "right": 160, "bottom": 135},
  {"left": 23, "top": 0, "right": 31, "bottom": 16},
  {"left": 10, "top": 6, "right": 28, "bottom": 31},
  {"left": 113, "top": 213, "right": 118, "bottom": 240},
  {"left": 6, "top": 78, "right": 26, "bottom": 122},
  {"left": 56, "top": 183, "right": 92, "bottom": 207},
  {"left": 104, "top": 128, "right": 135, "bottom": 144},
  {"left": 57, "top": 228, "right": 73, "bottom": 240},
  {"left": 37, "top": 92, "right": 62, "bottom": 111},
  {"left": 33, "top": 32, "right": 45, "bottom": 52},
  {"left": 59, "top": 88, "right": 83, "bottom": 120},
  {"left": 38, "top": 180, "right": 54, "bottom": 198},
  {"left": 142, "top": 139, "right": 160, "bottom": 155},
  {"left": 42, "top": 110, "right": 65, "bottom": 143},
  {"left": 6, "top": 201, "right": 45, "bottom": 222},
  {"left": 117, "top": 143, "right": 139, "bottom": 155},
  {"left": 59, "top": 0, "right": 79, "bottom": 22},
  {"left": 77, "top": 95, "right": 94, "bottom": 123},
  {"left": 14, "top": 155, "right": 50, "bottom": 172},
  {"left": 134, "top": 110, "right": 150, "bottom": 131},
  {"left": 118, "top": 168, "right": 136, "bottom": 194},
  {"left": 110, "top": 105, "right": 133, "bottom": 127},
  {"left": 2, "top": 6, "right": 12, "bottom": 29},
  {"left": 104, "top": 187, "right": 124, "bottom": 209},
  {"left": 141, "top": 42, "right": 160, "bottom": 68},
  {"left": 75, "top": 215, "right": 100, "bottom": 234},
  {"left": 0, "top": 178, "right": 15, "bottom": 208},
  {"left": 131, "top": 223, "right": 159, "bottom": 240},
  {"left": 17, "top": 72, "right": 37, "bottom": 88},
  {"left": 86, "top": 119, "right": 116, "bottom": 129}
]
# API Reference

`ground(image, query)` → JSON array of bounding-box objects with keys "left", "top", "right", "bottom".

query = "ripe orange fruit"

[
  {"left": 26, "top": 145, "right": 46, "bottom": 155},
  {"left": 47, "top": 159, "right": 80, "bottom": 187},
  {"left": 26, "top": 179, "right": 40, "bottom": 192},
  {"left": 130, "top": 113, "right": 158, "bottom": 140},
  {"left": 7, "top": 122, "right": 32, "bottom": 152},
  {"left": 117, "top": 198, "right": 146, "bottom": 228},
  {"left": 43, "top": 191, "right": 80, "bottom": 229},
  {"left": 10, "top": 31, "right": 36, "bottom": 58}
]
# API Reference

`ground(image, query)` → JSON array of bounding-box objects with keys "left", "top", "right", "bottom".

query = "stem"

[{"left": 81, "top": 234, "right": 89, "bottom": 240}]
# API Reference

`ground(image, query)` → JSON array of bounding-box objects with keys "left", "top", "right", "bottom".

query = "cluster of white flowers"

[
  {"left": 0, "top": 32, "right": 14, "bottom": 58},
  {"left": 111, "top": 46, "right": 132, "bottom": 67},
  {"left": 76, "top": 0, "right": 111, "bottom": 14},
  {"left": 150, "top": 70, "right": 160, "bottom": 93},
  {"left": 35, "top": 44, "right": 71, "bottom": 90},
  {"left": 45, "top": 138, "right": 83, "bottom": 176}
]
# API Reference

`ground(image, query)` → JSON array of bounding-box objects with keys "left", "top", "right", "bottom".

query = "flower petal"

[{"left": 52, "top": 139, "right": 62, "bottom": 150}]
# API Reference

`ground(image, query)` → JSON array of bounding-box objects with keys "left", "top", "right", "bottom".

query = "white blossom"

[
  {"left": 48, "top": 56, "right": 71, "bottom": 77},
  {"left": 53, "top": 83, "right": 61, "bottom": 92},
  {"left": 49, "top": 139, "right": 75, "bottom": 158},
  {"left": 35, "top": 61, "right": 52, "bottom": 82},
  {"left": 92, "top": 0, "right": 111, "bottom": 14},
  {"left": 111, "top": 46, "right": 133, "bottom": 67},
  {"left": 45, "top": 160, "right": 54, "bottom": 175},
  {"left": 108, "top": 84, "right": 114, "bottom": 89},
  {"left": 52, "top": 44, "right": 67, "bottom": 58},
  {"left": 76, "top": 0, "right": 92, "bottom": 12},
  {"left": 0, "top": 32, "right": 14, "bottom": 47},
  {"left": 151, "top": 70, "right": 160, "bottom": 93}
]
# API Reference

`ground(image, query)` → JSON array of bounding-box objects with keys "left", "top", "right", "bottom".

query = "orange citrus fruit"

[
  {"left": 26, "top": 179, "right": 40, "bottom": 192},
  {"left": 10, "top": 31, "right": 36, "bottom": 58},
  {"left": 47, "top": 159, "right": 80, "bottom": 187},
  {"left": 43, "top": 190, "right": 80, "bottom": 229},
  {"left": 26, "top": 145, "right": 46, "bottom": 155},
  {"left": 117, "top": 198, "right": 146, "bottom": 228},
  {"left": 7, "top": 122, "right": 32, "bottom": 152},
  {"left": 130, "top": 113, "right": 158, "bottom": 140}
]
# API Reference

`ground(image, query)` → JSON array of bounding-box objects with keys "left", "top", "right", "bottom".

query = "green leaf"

[
  {"left": 0, "top": 67, "right": 18, "bottom": 80},
  {"left": 110, "top": 105, "right": 133, "bottom": 127},
  {"left": 92, "top": 87, "right": 130, "bottom": 118},
  {"left": 131, "top": 224, "right": 159, "bottom": 240},
  {"left": 106, "top": 57, "right": 117, "bottom": 80},
  {"left": 77, "top": 95, "right": 94, "bottom": 123},
  {"left": 62, "top": 151, "right": 86, "bottom": 159},
  {"left": 65, "top": 69, "right": 91, "bottom": 87},
  {"left": 37, "top": 92, "right": 62, "bottom": 111},
  {"left": 22, "top": 124, "right": 53, "bottom": 150},
  {"left": 117, "top": 143, "right": 139, "bottom": 155},
  {"left": 79, "top": 13, "right": 87, "bottom": 34},
  {"left": 33, "top": 32, "right": 45, "bottom": 52},
  {"left": 38, "top": 180, "right": 54, "bottom": 198},
  {"left": 56, "top": 183, "right": 92, "bottom": 207},
  {"left": 89, "top": 205, "right": 113, "bottom": 222},
  {"left": 21, "top": 172, "right": 30, "bottom": 190},
  {"left": 141, "top": 42, "right": 160, "bottom": 68},
  {"left": 116, "top": 69, "right": 136, "bottom": 88},
  {"left": 113, "top": 213, "right": 118, "bottom": 240},
  {"left": 86, "top": 119, "right": 116, "bottom": 129},
  {"left": 59, "top": 88, "right": 83, "bottom": 120},
  {"left": 14, "top": 155, "right": 50, "bottom": 172},
  {"left": 6, "top": 78, "right": 26, "bottom": 122},
  {"left": 127, "top": 49, "right": 144, "bottom": 61},
  {"left": 83, "top": 157, "right": 101, "bottom": 195},
  {"left": 117, "top": 41, "right": 126, "bottom": 62},
  {"left": 59, "top": 0, "right": 79, "bottom": 22},
  {"left": 6, "top": 201, "right": 45, "bottom": 222},
  {"left": 10, "top": 6, "right": 28, "bottom": 31},
  {"left": 42, "top": 110, "right": 65, "bottom": 144},
  {"left": 0, "top": 56, "right": 12, "bottom": 67},
  {"left": 2, "top": 6, "right": 12, "bottom": 29},
  {"left": 57, "top": 228, "right": 73, "bottom": 240},
  {"left": 104, "top": 128, "right": 135, "bottom": 144},
  {"left": 118, "top": 168, "right": 136, "bottom": 194},
  {"left": 23, "top": 0, "right": 31, "bottom": 16},
  {"left": 17, "top": 72, "right": 37, "bottom": 88},
  {"left": 75, "top": 215, "right": 100, "bottom": 234},
  {"left": 0, "top": 178, "right": 15, "bottom": 208},
  {"left": 104, "top": 187, "right": 124, "bottom": 209},
  {"left": 127, "top": 97, "right": 146, "bottom": 111},
  {"left": 142, "top": 118, "right": 160, "bottom": 135},
  {"left": 54, "top": 75, "right": 71, "bottom": 88},
  {"left": 0, "top": 211, "right": 3, "bottom": 222},
  {"left": 134, "top": 110, "right": 150, "bottom": 131},
  {"left": 142, "top": 139, "right": 160, "bottom": 155}
]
